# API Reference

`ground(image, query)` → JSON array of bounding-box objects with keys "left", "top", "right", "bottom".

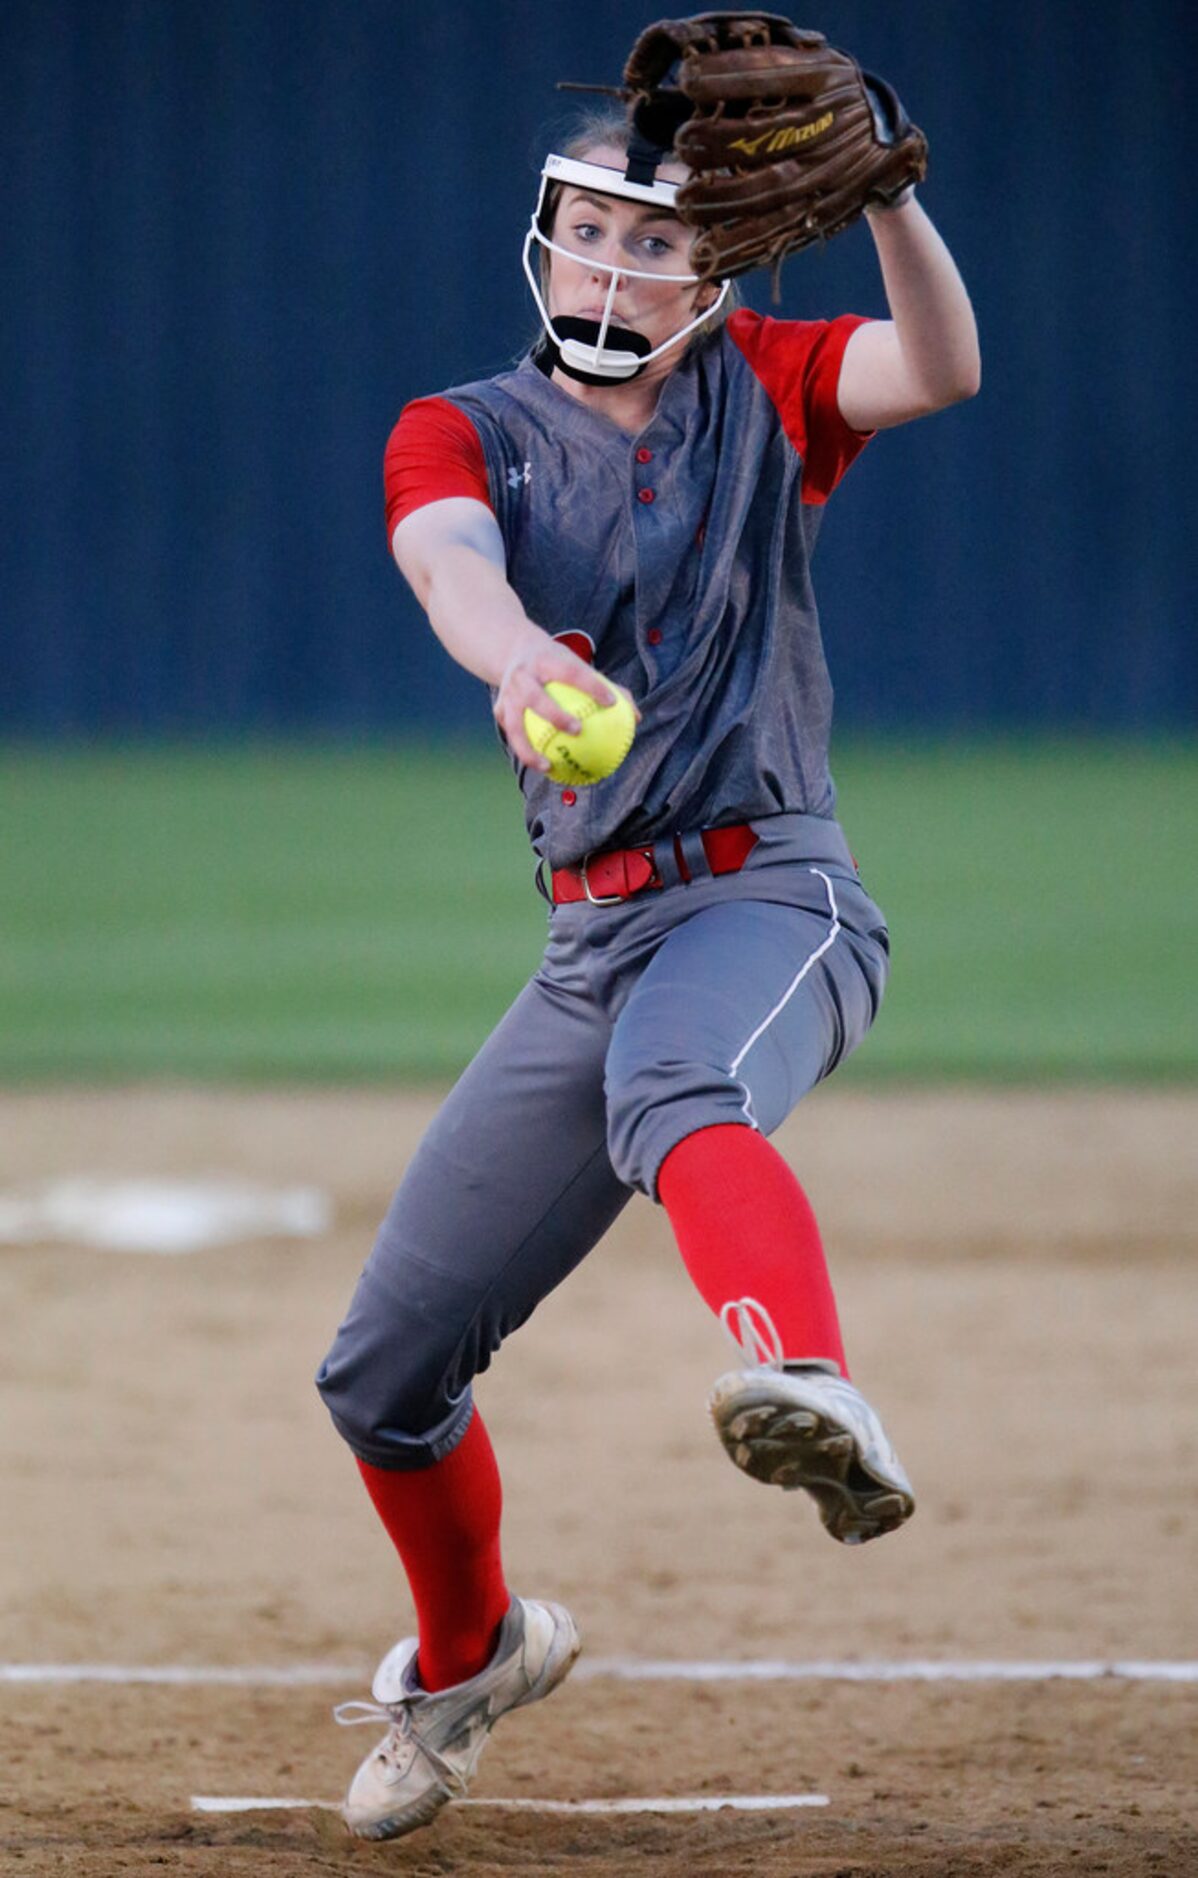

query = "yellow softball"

[{"left": 523, "top": 681, "right": 637, "bottom": 786}]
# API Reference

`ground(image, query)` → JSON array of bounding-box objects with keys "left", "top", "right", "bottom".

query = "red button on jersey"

[
  {"left": 637, "top": 487, "right": 655, "bottom": 505},
  {"left": 646, "top": 627, "right": 663, "bottom": 646},
  {"left": 635, "top": 447, "right": 653, "bottom": 464},
  {"left": 561, "top": 788, "right": 577, "bottom": 807}
]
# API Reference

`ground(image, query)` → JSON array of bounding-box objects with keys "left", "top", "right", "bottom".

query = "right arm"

[{"left": 392, "top": 497, "right": 623, "bottom": 775}]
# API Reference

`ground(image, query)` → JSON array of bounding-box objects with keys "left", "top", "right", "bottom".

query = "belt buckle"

[{"left": 580, "top": 852, "right": 624, "bottom": 907}]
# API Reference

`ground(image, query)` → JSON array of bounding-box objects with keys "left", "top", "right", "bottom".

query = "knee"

[
  {"left": 314, "top": 1268, "right": 475, "bottom": 1471},
  {"left": 604, "top": 1036, "right": 745, "bottom": 1196}
]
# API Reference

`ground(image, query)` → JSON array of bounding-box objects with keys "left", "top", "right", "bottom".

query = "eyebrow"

[{"left": 566, "top": 190, "right": 679, "bottom": 227}]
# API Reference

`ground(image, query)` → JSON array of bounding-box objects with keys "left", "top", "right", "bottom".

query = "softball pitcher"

[{"left": 316, "top": 12, "right": 979, "bottom": 1841}]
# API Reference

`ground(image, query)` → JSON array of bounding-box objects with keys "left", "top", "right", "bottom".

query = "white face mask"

[{"left": 522, "top": 154, "right": 730, "bottom": 384}]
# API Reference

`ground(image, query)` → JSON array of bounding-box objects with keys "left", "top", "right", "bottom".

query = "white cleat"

[
  {"left": 335, "top": 1596, "right": 581, "bottom": 1841},
  {"left": 709, "top": 1298, "right": 915, "bottom": 1545}
]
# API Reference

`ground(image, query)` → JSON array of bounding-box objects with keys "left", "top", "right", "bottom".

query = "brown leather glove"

[{"left": 623, "top": 12, "right": 928, "bottom": 286}]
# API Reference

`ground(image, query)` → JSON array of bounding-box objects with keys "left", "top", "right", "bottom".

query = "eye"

[
  {"left": 571, "top": 220, "right": 602, "bottom": 244},
  {"left": 640, "top": 233, "right": 675, "bottom": 259}
]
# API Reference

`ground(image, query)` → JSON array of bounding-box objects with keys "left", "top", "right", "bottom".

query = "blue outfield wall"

[{"left": 2, "top": 0, "right": 1195, "bottom": 738}]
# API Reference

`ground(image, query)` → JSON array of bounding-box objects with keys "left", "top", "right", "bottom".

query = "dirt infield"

[{"left": 2, "top": 1085, "right": 1196, "bottom": 1876}]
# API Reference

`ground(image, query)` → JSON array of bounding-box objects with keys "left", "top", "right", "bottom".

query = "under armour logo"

[{"left": 507, "top": 462, "right": 532, "bottom": 490}]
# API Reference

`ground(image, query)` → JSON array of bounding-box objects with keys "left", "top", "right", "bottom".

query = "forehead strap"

[
  {"left": 541, "top": 153, "right": 679, "bottom": 212},
  {"left": 623, "top": 124, "right": 671, "bottom": 188}
]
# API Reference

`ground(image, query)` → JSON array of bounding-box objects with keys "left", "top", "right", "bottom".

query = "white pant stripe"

[{"left": 728, "top": 868, "right": 841, "bottom": 1125}]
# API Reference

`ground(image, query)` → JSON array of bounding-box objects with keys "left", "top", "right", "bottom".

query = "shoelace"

[
  {"left": 332, "top": 1697, "right": 471, "bottom": 1797},
  {"left": 719, "top": 1295, "right": 784, "bottom": 1369},
  {"left": 334, "top": 1699, "right": 403, "bottom": 1729}
]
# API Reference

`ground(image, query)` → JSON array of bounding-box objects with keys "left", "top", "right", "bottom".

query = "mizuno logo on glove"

[{"left": 729, "top": 111, "right": 835, "bottom": 159}]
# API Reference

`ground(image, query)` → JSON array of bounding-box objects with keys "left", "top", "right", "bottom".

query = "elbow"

[
  {"left": 947, "top": 329, "right": 983, "bottom": 404},
  {"left": 928, "top": 353, "right": 981, "bottom": 412},
  {"left": 955, "top": 353, "right": 982, "bottom": 402},
  {"left": 925, "top": 316, "right": 983, "bottom": 410}
]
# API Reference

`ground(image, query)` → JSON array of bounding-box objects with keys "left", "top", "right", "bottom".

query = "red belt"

[{"left": 552, "top": 824, "right": 758, "bottom": 906}]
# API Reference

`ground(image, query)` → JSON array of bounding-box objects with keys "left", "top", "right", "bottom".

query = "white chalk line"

[
  {"left": 5, "top": 1657, "right": 1198, "bottom": 1687},
  {"left": 190, "top": 1792, "right": 830, "bottom": 1817},
  {"left": 583, "top": 1657, "right": 1198, "bottom": 1684},
  {"left": 2, "top": 1663, "right": 360, "bottom": 1687}
]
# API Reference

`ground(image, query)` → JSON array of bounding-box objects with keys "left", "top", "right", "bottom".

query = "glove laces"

[{"left": 719, "top": 1296, "right": 784, "bottom": 1369}]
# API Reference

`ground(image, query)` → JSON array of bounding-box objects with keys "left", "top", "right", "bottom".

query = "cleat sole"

[{"left": 709, "top": 1375, "right": 915, "bottom": 1545}]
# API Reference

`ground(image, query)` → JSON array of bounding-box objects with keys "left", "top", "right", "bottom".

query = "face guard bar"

[{"left": 522, "top": 155, "right": 729, "bottom": 382}]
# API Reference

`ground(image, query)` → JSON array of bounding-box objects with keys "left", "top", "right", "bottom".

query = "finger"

[
  {"left": 519, "top": 739, "right": 554, "bottom": 776},
  {"left": 494, "top": 697, "right": 553, "bottom": 774},
  {"left": 590, "top": 676, "right": 641, "bottom": 722},
  {"left": 547, "top": 665, "right": 622, "bottom": 710},
  {"left": 527, "top": 683, "right": 584, "bottom": 735}
]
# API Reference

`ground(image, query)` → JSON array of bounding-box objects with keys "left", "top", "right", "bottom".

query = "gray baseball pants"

[{"left": 315, "top": 812, "right": 889, "bottom": 1469}]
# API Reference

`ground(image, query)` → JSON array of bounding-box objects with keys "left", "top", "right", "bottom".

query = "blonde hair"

[{"left": 534, "top": 108, "right": 739, "bottom": 345}]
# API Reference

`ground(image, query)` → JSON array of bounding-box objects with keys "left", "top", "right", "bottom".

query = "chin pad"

[{"left": 547, "top": 316, "right": 653, "bottom": 386}]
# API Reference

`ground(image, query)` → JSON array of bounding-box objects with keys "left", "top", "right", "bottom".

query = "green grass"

[
  {"left": 835, "top": 740, "right": 1197, "bottom": 1079},
  {"left": 2, "top": 739, "right": 1195, "bottom": 1081}
]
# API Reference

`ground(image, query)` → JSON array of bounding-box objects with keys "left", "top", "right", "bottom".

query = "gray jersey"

[{"left": 429, "top": 311, "right": 871, "bottom": 867}]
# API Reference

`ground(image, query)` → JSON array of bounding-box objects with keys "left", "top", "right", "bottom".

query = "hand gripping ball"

[{"left": 523, "top": 682, "right": 637, "bottom": 786}]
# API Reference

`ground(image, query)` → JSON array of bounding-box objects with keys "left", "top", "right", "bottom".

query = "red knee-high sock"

[
  {"left": 356, "top": 1409, "right": 511, "bottom": 1693},
  {"left": 657, "top": 1123, "right": 849, "bottom": 1378}
]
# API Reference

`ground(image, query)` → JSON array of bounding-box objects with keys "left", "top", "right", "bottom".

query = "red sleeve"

[
  {"left": 726, "top": 308, "right": 875, "bottom": 506},
  {"left": 383, "top": 396, "right": 492, "bottom": 539}
]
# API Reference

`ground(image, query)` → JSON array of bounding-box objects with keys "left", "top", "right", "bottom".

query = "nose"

[{"left": 589, "top": 237, "right": 629, "bottom": 289}]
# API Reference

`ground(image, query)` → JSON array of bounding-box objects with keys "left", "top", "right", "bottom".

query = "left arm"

[{"left": 837, "top": 195, "right": 981, "bottom": 433}]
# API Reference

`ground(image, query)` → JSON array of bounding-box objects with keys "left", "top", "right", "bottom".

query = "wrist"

[
  {"left": 865, "top": 184, "right": 917, "bottom": 219},
  {"left": 496, "top": 620, "right": 552, "bottom": 686}
]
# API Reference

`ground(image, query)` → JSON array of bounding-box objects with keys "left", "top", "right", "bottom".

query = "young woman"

[{"left": 317, "top": 94, "right": 979, "bottom": 1841}]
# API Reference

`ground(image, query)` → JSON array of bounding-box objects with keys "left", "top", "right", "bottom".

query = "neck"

[
  {"left": 552, "top": 371, "right": 660, "bottom": 433},
  {"left": 550, "top": 362, "right": 671, "bottom": 436}
]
